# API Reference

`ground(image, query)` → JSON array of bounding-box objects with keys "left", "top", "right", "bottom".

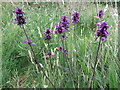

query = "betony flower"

[
  {"left": 60, "top": 16, "right": 69, "bottom": 23},
  {"left": 44, "top": 29, "right": 53, "bottom": 41},
  {"left": 45, "top": 52, "right": 54, "bottom": 59},
  {"left": 45, "top": 35, "right": 52, "bottom": 41},
  {"left": 44, "top": 29, "right": 52, "bottom": 35},
  {"left": 56, "top": 46, "right": 64, "bottom": 51},
  {"left": 55, "top": 16, "right": 69, "bottom": 34},
  {"left": 13, "top": 8, "right": 24, "bottom": 14},
  {"left": 96, "top": 22, "right": 110, "bottom": 41},
  {"left": 72, "top": 11, "right": 80, "bottom": 23},
  {"left": 23, "top": 40, "right": 37, "bottom": 46},
  {"left": 13, "top": 8, "right": 26, "bottom": 25},
  {"left": 62, "top": 49, "right": 68, "bottom": 55},
  {"left": 55, "top": 24, "right": 66, "bottom": 34},
  {"left": 23, "top": 40, "right": 31, "bottom": 44},
  {"left": 97, "top": 10, "right": 104, "bottom": 19},
  {"left": 60, "top": 16, "right": 69, "bottom": 30},
  {"left": 23, "top": 40, "right": 31, "bottom": 43},
  {"left": 55, "top": 16, "right": 69, "bottom": 56}
]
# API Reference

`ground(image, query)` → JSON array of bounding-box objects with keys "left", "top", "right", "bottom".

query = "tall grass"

[{"left": 1, "top": 2, "right": 119, "bottom": 88}]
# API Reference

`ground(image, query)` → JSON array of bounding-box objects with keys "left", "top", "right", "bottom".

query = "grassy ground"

[{"left": 1, "top": 2, "right": 119, "bottom": 88}]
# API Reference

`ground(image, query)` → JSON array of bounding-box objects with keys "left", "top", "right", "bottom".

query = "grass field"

[{"left": 1, "top": 2, "right": 120, "bottom": 88}]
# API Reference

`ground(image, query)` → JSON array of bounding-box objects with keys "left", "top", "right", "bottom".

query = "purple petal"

[
  {"left": 101, "top": 37, "right": 105, "bottom": 41},
  {"left": 23, "top": 40, "right": 28, "bottom": 43},
  {"left": 13, "top": 21, "right": 18, "bottom": 24},
  {"left": 96, "top": 23, "right": 101, "bottom": 26}
]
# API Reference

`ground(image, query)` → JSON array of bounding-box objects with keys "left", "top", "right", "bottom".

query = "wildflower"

[
  {"left": 23, "top": 40, "right": 37, "bottom": 46},
  {"left": 55, "top": 16, "right": 69, "bottom": 34},
  {"left": 55, "top": 24, "right": 66, "bottom": 34},
  {"left": 44, "top": 29, "right": 52, "bottom": 41},
  {"left": 72, "top": 11, "right": 80, "bottom": 23},
  {"left": 45, "top": 52, "right": 54, "bottom": 59},
  {"left": 45, "top": 35, "right": 52, "bottom": 41},
  {"left": 97, "top": 10, "right": 104, "bottom": 19},
  {"left": 96, "top": 22, "right": 110, "bottom": 41},
  {"left": 23, "top": 40, "right": 31, "bottom": 44},
  {"left": 44, "top": 29, "right": 52, "bottom": 35},
  {"left": 60, "top": 16, "right": 69, "bottom": 30},
  {"left": 60, "top": 16, "right": 69, "bottom": 24},
  {"left": 62, "top": 49, "right": 68, "bottom": 55},
  {"left": 13, "top": 8, "right": 26, "bottom": 25},
  {"left": 13, "top": 8, "right": 24, "bottom": 14},
  {"left": 56, "top": 46, "right": 64, "bottom": 51}
]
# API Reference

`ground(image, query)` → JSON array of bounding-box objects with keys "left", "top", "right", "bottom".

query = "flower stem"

[
  {"left": 74, "top": 24, "right": 77, "bottom": 50},
  {"left": 73, "top": 24, "right": 77, "bottom": 76},
  {"left": 60, "top": 34, "right": 65, "bottom": 58},
  {"left": 48, "top": 40, "right": 53, "bottom": 70},
  {"left": 60, "top": 34, "right": 73, "bottom": 75},
  {"left": 20, "top": 25, "right": 56, "bottom": 88},
  {"left": 88, "top": 36, "right": 102, "bottom": 88}
]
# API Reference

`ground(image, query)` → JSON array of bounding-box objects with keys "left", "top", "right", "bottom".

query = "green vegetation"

[{"left": 1, "top": 2, "right": 119, "bottom": 88}]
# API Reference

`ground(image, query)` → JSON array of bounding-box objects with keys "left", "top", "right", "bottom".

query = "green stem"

[
  {"left": 88, "top": 36, "right": 102, "bottom": 88},
  {"left": 20, "top": 25, "right": 56, "bottom": 88}
]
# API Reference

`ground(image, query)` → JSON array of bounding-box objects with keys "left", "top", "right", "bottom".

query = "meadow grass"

[{"left": 1, "top": 2, "right": 119, "bottom": 88}]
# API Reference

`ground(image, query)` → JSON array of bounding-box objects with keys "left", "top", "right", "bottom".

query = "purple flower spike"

[
  {"left": 44, "top": 29, "right": 52, "bottom": 35},
  {"left": 55, "top": 24, "right": 66, "bottom": 34},
  {"left": 60, "top": 16, "right": 70, "bottom": 30},
  {"left": 96, "top": 22, "right": 110, "bottom": 41},
  {"left": 44, "top": 29, "right": 53, "bottom": 41},
  {"left": 96, "top": 22, "right": 110, "bottom": 30},
  {"left": 45, "top": 35, "right": 52, "bottom": 41},
  {"left": 60, "top": 16, "right": 69, "bottom": 22},
  {"left": 97, "top": 10, "right": 104, "bottom": 18},
  {"left": 13, "top": 8, "right": 24, "bottom": 14},
  {"left": 62, "top": 49, "right": 68, "bottom": 55},
  {"left": 72, "top": 11, "right": 80, "bottom": 17},
  {"left": 72, "top": 11, "right": 80, "bottom": 23},
  {"left": 13, "top": 8, "right": 26, "bottom": 25},
  {"left": 55, "top": 16, "right": 69, "bottom": 34}
]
